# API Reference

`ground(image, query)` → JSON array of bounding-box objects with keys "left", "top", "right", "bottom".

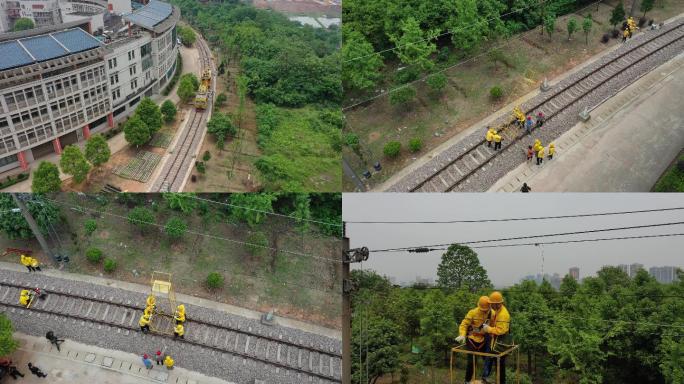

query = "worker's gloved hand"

[
  {"left": 482, "top": 324, "right": 492, "bottom": 333},
  {"left": 455, "top": 335, "right": 466, "bottom": 344}
]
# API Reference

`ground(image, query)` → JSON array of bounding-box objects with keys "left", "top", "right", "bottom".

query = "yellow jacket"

[
  {"left": 139, "top": 316, "right": 150, "bottom": 327},
  {"left": 19, "top": 294, "right": 30, "bottom": 306},
  {"left": 493, "top": 134, "right": 502, "bottom": 143},
  {"left": 487, "top": 305, "right": 511, "bottom": 348},
  {"left": 29, "top": 258, "right": 39, "bottom": 267},
  {"left": 458, "top": 307, "right": 490, "bottom": 343},
  {"left": 174, "top": 324, "right": 184, "bottom": 336},
  {"left": 164, "top": 356, "right": 174, "bottom": 368},
  {"left": 486, "top": 130, "right": 494, "bottom": 142},
  {"left": 537, "top": 148, "right": 545, "bottom": 158},
  {"left": 20, "top": 255, "right": 31, "bottom": 266},
  {"left": 549, "top": 146, "right": 555, "bottom": 156}
]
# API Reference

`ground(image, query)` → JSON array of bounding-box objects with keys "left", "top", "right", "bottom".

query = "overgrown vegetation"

[
  {"left": 654, "top": 154, "right": 684, "bottom": 192},
  {"left": 169, "top": 0, "right": 342, "bottom": 191},
  {"left": 352, "top": 244, "right": 684, "bottom": 383}
]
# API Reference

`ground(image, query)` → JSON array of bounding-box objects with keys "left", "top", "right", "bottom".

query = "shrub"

[
  {"left": 602, "top": 33, "right": 611, "bottom": 43},
  {"left": 408, "top": 138, "right": 423, "bottom": 153},
  {"left": 383, "top": 141, "right": 402, "bottom": 159},
  {"left": 161, "top": 100, "right": 177, "bottom": 123},
  {"left": 344, "top": 133, "right": 360, "bottom": 150},
  {"left": 437, "top": 46, "right": 450, "bottom": 62},
  {"left": 103, "top": 258, "right": 117, "bottom": 272},
  {"left": 206, "top": 272, "right": 224, "bottom": 289},
  {"left": 203, "top": 151, "right": 211, "bottom": 162},
  {"left": 215, "top": 93, "right": 227, "bottom": 107},
  {"left": 426, "top": 73, "right": 448, "bottom": 93},
  {"left": 490, "top": 86, "right": 504, "bottom": 100},
  {"left": 389, "top": 86, "right": 416, "bottom": 106},
  {"left": 611, "top": 29, "right": 620, "bottom": 39},
  {"left": 84, "top": 219, "right": 97, "bottom": 236},
  {"left": 246, "top": 231, "right": 269, "bottom": 258},
  {"left": 86, "top": 247, "right": 102, "bottom": 263},
  {"left": 394, "top": 66, "right": 421, "bottom": 84},
  {"left": 195, "top": 161, "right": 206, "bottom": 174},
  {"left": 165, "top": 217, "right": 187, "bottom": 240}
]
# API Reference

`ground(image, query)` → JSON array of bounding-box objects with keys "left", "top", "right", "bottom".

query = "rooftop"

[
  {"left": 123, "top": 0, "right": 175, "bottom": 32},
  {"left": 0, "top": 27, "right": 102, "bottom": 71}
]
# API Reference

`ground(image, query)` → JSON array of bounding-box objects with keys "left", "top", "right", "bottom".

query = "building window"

[
  {"left": 0, "top": 154, "right": 18, "bottom": 167},
  {"left": 110, "top": 73, "right": 119, "bottom": 85},
  {"left": 108, "top": 57, "right": 117, "bottom": 69},
  {"left": 128, "top": 50, "right": 135, "bottom": 60},
  {"left": 112, "top": 88, "right": 121, "bottom": 100},
  {"left": 131, "top": 79, "right": 138, "bottom": 89},
  {"left": 129, "top": 65, "right": 136, "bottom": 76}
]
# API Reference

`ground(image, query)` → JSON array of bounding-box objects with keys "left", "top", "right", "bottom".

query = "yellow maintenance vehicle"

[{"left": 194, "top": 68, "right": 212, "bottom": 110}]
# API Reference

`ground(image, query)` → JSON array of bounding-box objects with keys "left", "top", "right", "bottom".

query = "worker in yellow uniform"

[
  {"left": 139, "top": 314, "right": 151, "bottom": 333},
  {"left": 485, "top": 127, "right": 495, "bottom": 148},
  {"left": 623, "top": 28, "right": 630, "bottom": 42},
  {"left": 481, "top": 291, "right": 511, "bottom": 384},
  {"left": 548, "top": 143, "right": 555, "bottom": 160},
  {"left": 536, "top": 146, "right": 545, "bottom": 165},
  {"left": 146, "top": 295, "right": 156, "bottom": 308},
  {"left": 533, "top": 139, "right": 542, "bottom": 154},
  {"left": 19, "top": 290, "right": 32, "bottom": 307},
  {"left": 174, "top": 324, "right": 185, "bottom": 339},
  {"left": 163, "top": 355, "right": 174, "bottom": 370},
  {"left": 29, "top": 257, "right": 41, "bottom": 272},
  {"left": 144, "top": 306, "right": 154, "bottom": 317},
  {"left": 455, "top": 296, "right": 491, "bottom": 384},
  {"left": 20, "top": 255, "right": 34, "bottom": 272},
  {"left": 174, "top": 304, "right": 186, "bottom": 325},
  {"left": 493, "top": 132, "right": 503, "bottom": 151}
]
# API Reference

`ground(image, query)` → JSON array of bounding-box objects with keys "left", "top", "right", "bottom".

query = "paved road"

[{"left": 491, "top": 52, "right": 684, "bottom": 192}]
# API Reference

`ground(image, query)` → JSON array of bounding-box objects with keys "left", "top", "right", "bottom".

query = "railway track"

[
  {"left": 406, "top": 19, "right": 684, "bottom": 193},
  {"left": 151, "top": 37, "right": 214, "bottom": 192},
  {"left": 0, "top": 280, "right": 341, "bottom": 383}
]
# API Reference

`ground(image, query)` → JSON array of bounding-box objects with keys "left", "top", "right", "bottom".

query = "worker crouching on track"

[
  {"left": 481, "top": 291, "right": 511, "bottom": 384},
  {"left": 20, "top": 255, "right": 41, "bottom": 272},
  {"left": 139, "top": 314, "right": 151, "bottom": 333},
  {"left": 19, "top": 289, "right": 32, "bottom": 307},
  {"left": 164, "top": 355, "right": 174, "bottom": 370},
  {"left": 174, "top": 324, "right": 185, "bottom": 339},
  {"left": 174, "top": 304, "right": 186, "bottom": 325},
  {"left": 455, "top": 296, "right": 491, "bottom": 384}
]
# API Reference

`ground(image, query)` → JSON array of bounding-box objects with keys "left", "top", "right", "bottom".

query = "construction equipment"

[
  {"left": 147, "top": 272, "right": 182, "bottom": 335},
  {"left": 194, "top": 68, "right": 212, "bottom": 110},
  {"left": 450, "top": 343, "right": 520, "bottom": 384}
]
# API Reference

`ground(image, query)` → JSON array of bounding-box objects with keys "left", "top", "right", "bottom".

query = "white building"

[
  {"left": 0, "top": 0, "right": 179, "bottom": 173},
  {"left": 649, "top": 266, "right": 678, "bottom": 284}
]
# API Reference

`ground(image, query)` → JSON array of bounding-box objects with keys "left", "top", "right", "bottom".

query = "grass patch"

[{"left": 653, "top": 152, "right": 684, "bottom": 192}]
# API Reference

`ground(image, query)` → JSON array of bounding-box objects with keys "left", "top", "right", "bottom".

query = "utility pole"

[
  {"left": 11, "top": 193, "right": 54, "bottom": 262},
  {"left": 342, "top": 222, "right": 369, "bottom": 384},
  {"left": 342, "top": 224, "right": 350, "bottom": 384}
]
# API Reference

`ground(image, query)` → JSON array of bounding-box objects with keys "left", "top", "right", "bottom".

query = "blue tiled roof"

[
  {"left": 124, "top": 0, "right": 172, "bottom": 29},
  {"left": 0, "top": 28, "right": 101, "bottom": 71}
]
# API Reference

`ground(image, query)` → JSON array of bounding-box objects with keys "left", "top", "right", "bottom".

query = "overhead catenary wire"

[
  {"left": 343, "top": 0, "right": 553, "bottom": 63},
  {"left": 369, "top": 221, "right": 684, "bottom": 253},
  {"left": 187, "top": 195, "right": 343, "bottom": 228},
  {"left": 346, "top": 207, "right": 684, "bottom": 224},
  {"left": 43, "top": 198, "right": 341, "bottom": 264},
  {"left": 342, "top": 0, "right": 605, "bottom": 111}
]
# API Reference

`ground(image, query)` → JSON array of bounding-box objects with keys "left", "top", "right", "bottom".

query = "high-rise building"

[
  {"left": 649, "top": 266, "right": 678, "bottom": 284},
  {"left": 569, "top": 267, "right": 579, "bottom": 280},
  {"left": 617, "top": 263, "right": 643, "bottom": 278}
]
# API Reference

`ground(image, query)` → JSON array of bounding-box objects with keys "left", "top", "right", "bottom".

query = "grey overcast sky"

[{"left": 343, "top": 194, "right": 684, "bottom": 287}]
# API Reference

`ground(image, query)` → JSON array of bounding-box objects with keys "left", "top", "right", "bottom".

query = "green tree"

[
  {"left": 567, "top": 17, "right": 578, "bottom": 40},
  {"left": 178, "top": 25, "right": 196, "bottom": 46},
  {"left": 0, "top": 194, "right": 60, "bottom": 239},
  {"left": 436, "top": 244, "right": 492, "bottom": 291},
  {"left": 246, "top": 231, "right": 269, "bottom": 259},
  {"left": 207, "top": 112, "right": 236, "bottom": 149},
  {"left": 84, "top": 219, "right": 97, "bottom": 236},
  {"left": 59, "top": 145, "right": 91, "bottom": 184},
  {"left": 161, "top": 100, "right": 177, "bottom": 123},
  {"left": 583, "top": 16, "right": 593, "bottom": 45},
  {"left": 127, "top": 206, "right": 154, "bottom": 234},
  {"left": 417, "top": 289, "right": 456, "bottom": 371},
  {"left": 389, "top": 17, "right": 438, "bottom": 71},
  {"left": 389, "top": 86, "right": 416, "bottom": 106},
  {"left": 229, "top": 193, "right": 276, "bottom": 227},
  {"left": 544, "top": 14, "right": 556, "bottom": 41},
  {"left": 426, "top": 73, "right": 448, "bottom": 93},
  {"left": 215, "top": 93, "right": 227, "bottom": 107},
  {"left": 180, "top": 73, "right": 199, "bottom": 91},
  {"left": 351, "top": 313, "right": 401, "bottom": 384},
  {"left": 135, "top": 97, "right": 162, "bottom": 134},
  {"left": 177, "top": 76, "right": 196, "bottom": 103},
  {"left": 449, "top": 0, "right": 488, "bottom": 55},
  {"left": 164, "top": 217, "right": 187, "bottom": 240},
  {"left": 507, "top": 280, "right": 552, "bottom": 375},
  {"left": 123, "top": 114, "right": 151, "bottom": 147},
  {"left": 163, "top": 193, "right": 197, "bottom": 213},
  {"left": 342, "top": 29, "right": 383, "bottom": 91},
  {"left": 84, "top": 134, "right": 111, "bottom": 167},
  {"left": 641, "top": 0, "right": 654, "bottom": 17},
  {"left": 611, "top": 2, "right": 626, "bottom": 30},
  {"left": 0, "top": 313, "right": 18, "bottom": 356},
  {"left": 31, "top": 161, "right": 61, "bottom": 193},
  {"left": 12, "top": 18, "right": 34, "bottom": 31}
]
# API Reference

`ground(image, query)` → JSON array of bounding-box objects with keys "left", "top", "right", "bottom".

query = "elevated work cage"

[
  {"left": 148, "top": 271, "right": 178, "bottom": 335},
  {"left": 450, "top": 343, "right": 521, "bottom": 384}
]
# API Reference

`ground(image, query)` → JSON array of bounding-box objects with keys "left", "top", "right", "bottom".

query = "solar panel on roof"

[
  {"left": 0, "top": 41, "right": 34, "bottom": 71},
  {"left": 52, "top": 29, "right": 101, "bottom": 53},
  {"left": 124, "top": 0, "right": 172, "bottom": 29},
  {"left": 21, "top": 35, "right": 67, "bottom": 61}
]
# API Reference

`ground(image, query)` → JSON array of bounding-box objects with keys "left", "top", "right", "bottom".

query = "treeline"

[
  {"left": 342, "top": 0, "right": 615, "bottom": 93},
  {"left": 170, "top": 0, "right": 341, "bottom": 107},
  {"left": 352, "top": 251, "right": 684, "bottom": 383}
]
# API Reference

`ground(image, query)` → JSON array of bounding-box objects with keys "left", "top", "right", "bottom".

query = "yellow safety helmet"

[
  {"left": 20, "top": 289, "right": 29, "bottom": 295},
  {"left": 477, "top": 296, "right": 490, "bottom": 311},
  {"left": 550, "top": 143, "right": 555, "bottom": 147},
  {"left": 177, "top": 304, "right": 185, "bottom": 312},
  {"left": 489, "top": 291, "right": 504, "bottom": 304}
]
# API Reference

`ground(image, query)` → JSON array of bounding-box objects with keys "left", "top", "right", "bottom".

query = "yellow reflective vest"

[{"left": 458, "top": 307, "right": 489, "bottom": 343}]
